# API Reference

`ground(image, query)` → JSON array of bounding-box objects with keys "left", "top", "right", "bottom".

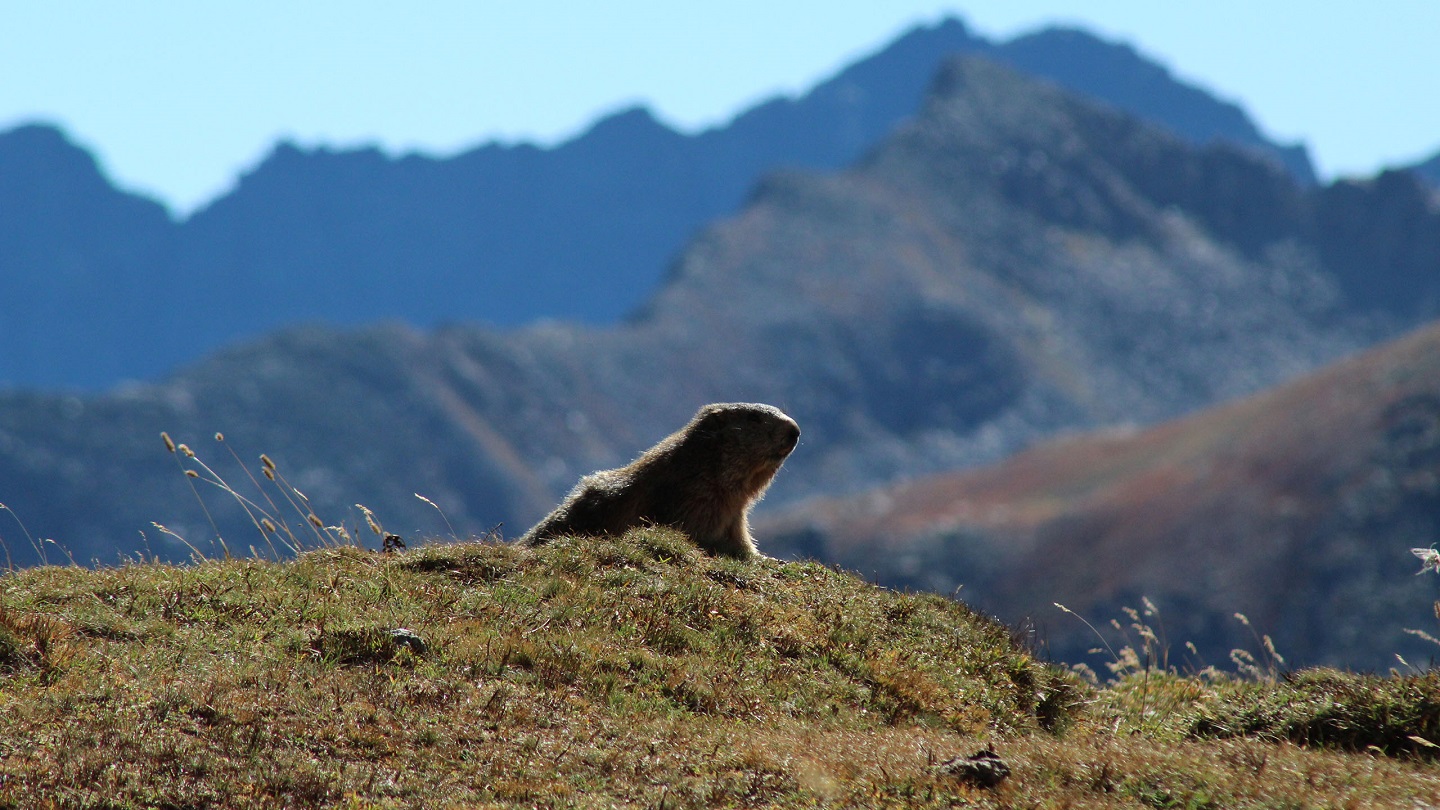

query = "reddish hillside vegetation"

[{"left": 763, "top": 321, "right": 1440, "bottom": 670}]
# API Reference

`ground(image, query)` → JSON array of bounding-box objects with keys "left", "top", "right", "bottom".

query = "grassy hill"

[{"left": 3, "top": 530, "right": 1440, "bottom": 807}]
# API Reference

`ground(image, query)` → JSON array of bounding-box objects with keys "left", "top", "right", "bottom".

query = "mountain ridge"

[{"left": 1, "top": 16, "right": 1325, "bottom": 389}]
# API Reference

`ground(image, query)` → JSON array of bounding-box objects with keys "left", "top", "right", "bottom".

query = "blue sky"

[{"left": 4, "top": 2, "right": 1438, "bottom": 215}]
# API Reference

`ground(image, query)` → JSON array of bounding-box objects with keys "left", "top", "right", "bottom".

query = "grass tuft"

[{"left": 1187, "top": 668, "right": 1440, "bottom": 756}]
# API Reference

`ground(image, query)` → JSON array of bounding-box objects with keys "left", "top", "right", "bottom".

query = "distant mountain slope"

[
  {"left": 0, "top": 126, "right": 178, "bottom": 384},
  {"left": 995, "top": 27, "right": 1313, "bottom": 183},
  {"left": 3, "top": 57, "right": 1434, "bottom": 614},
  {"left": 1413, "top": 150, "right": 1440, "bottom": 188},
  {"left": 761, "top": 319, "right": 1440, "bottom": 670},
  {"left": 0, "top": 17, "right": 1316, "bottom": 389}
]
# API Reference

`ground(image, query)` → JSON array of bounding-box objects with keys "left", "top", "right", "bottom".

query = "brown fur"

[{"left": 519, "top": 403, "right": 800, "bottom": 559}]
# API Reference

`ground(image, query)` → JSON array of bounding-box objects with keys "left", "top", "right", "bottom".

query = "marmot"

[{"left": 520, "top": 402, "right": 800, "bottom": 559}]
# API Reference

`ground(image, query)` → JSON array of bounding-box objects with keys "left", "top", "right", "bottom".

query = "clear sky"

[{"left": 3, "top": 2, "right": 1437, "bottom": 216}]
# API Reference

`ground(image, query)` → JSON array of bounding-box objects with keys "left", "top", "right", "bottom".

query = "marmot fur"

[{"left": 520, "top": 402, "right": 800, "bottom": 559}]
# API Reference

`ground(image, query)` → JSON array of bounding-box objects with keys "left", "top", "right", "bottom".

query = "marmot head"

[{"left": 682, "top": 402, "right": 800, "bottom": 493}]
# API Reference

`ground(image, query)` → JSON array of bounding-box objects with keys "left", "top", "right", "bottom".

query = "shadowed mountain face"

[
  {"left": 760, "top": 321, "right": 1440, "bottom": 671},
  {"left": 2, "top": 58, "right": 1437, "bottom": 602},
  {"left": 0, "top": 126, "right": 178, "bottom": 384},
  {"left": 0, "top": 17, "right": 1318, "bottom": 389}
]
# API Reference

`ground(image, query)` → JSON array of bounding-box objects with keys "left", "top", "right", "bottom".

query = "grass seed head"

[
  {"left": 357, "top": 505, "right": 382, "bottom": 536},
  {"left": 1412, "top": 546, "right": 1440, "bottom": 575}
]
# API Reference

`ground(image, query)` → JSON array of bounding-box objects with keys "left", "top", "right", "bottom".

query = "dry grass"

[{"left": 1, "top": 530, "right": 1439, "bottom": 808}]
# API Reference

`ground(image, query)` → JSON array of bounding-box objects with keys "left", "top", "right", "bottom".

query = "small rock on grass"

[{"left": 934, "top": 747, "right": 1010, "bottom": 788}]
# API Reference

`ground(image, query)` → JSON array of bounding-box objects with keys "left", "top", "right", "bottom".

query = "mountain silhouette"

[
  {"left": 0, "top": 17, "right": 1316, "bottom": 389},
  {"left": 0, "top": 126, "right": 178, "bottom": 384}
]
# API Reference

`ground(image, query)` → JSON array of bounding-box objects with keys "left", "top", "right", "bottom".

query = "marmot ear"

[
  {"left": 694, "top": 405, "right": 725, "bottom": 425},
  {"left": 689, "top": 410, "right": 728, "bottom": 443}
]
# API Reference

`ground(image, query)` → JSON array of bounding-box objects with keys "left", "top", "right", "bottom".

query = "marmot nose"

[{"left": 781, "top": 422, "right": 800, "bottom": 451}]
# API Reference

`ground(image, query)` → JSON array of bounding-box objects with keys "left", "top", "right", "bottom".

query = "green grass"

[
  {"left": 2, "top": 529, "right": 1439, "bottom": 808},
  {"left": 1190, "top": 669, "right": 1440, "bottom": 754}
]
